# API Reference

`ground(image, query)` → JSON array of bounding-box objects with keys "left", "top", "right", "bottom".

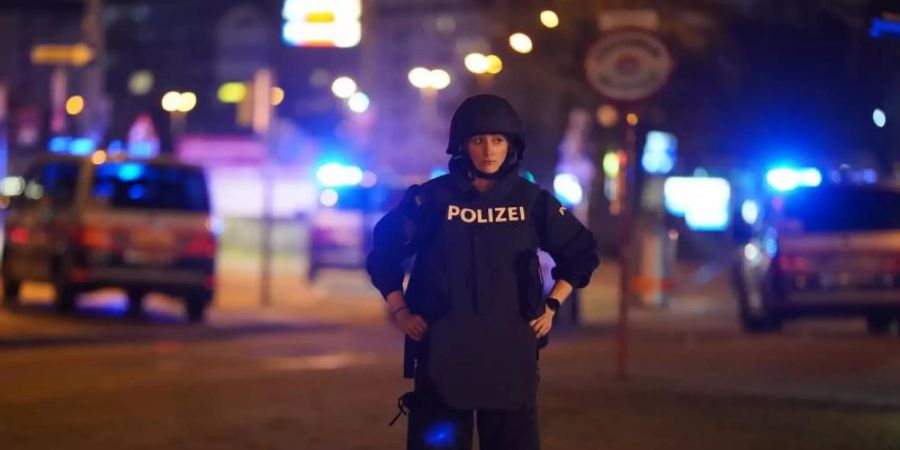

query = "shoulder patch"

[{"left": 559, "top": 206, "right": 567, "bottom": 216}]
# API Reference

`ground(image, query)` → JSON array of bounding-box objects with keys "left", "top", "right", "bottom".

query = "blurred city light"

[
  {"left": 429, "top": 69, "right": 451, "bottom": 89},
  {"left": 641, "top": 130, "right": 677, "bottom": 175},
  {"left": 664, "top": 177, "right": 731, "bottom": 231},
  {"left": 360, "top": 171, "right": 378, "bottom": 187},
  {"left": 316, "top": 163, "right": 364, "bottom": 187},
  {"left": 765, "top": 167, "right": 822, "bottom": 192},
  {"left": 91, "top": 150, "right": 107, "bottom": 165},
  {"left": 430, "top": 167, "right": 449, "bottom": 179},
  {"left": 348, "top": 92, "right": 370, "bottom": 113},
  {"left": 48, "top": 136, "right": 71, "bottom": 153},
  {"left": 509, "top": 33, "right": 533, "bottom": 54},
  {"left": 464, "top": 53, "right": 489, "bottom": 74},
  {"left": 603, "top": 152, "right": 620, "bottom": 177},
  {"left": 873, "top": 108, "right": 886, "bottom": 128},
  {"left": 523, "top": 171, "right": 536, "bottom": 183},
  {"left": 320, "top": 189, "right": 339, "bottom": 207},
  {"left": 596, "top": 104, "right": 619, "bottom": 128},
  {"left": 553, "top": 173, "right": 583, "bottom": 205},
  {"left": 177, "top": 92, "right": 197, "bottom": 113},
  {"left": 626, "top": 113, "right": 639, "bottom": 126},
  {"left": 485, "top": 55, "right": 503, "bottom": 74},
  {"left": 128, "top": 70, "right": 154, "bottom": 96},
  {"left": 408, "top": 67, "right": 431, "bottom": 88},
  {"left": 161, "top": 91, "right": 182, "bottom": 112},
  {"left": 331, "top": 77, "right": 358, "bottom": 98},
  {"left": 540, "top": 10, "right": 559, "bottom": 28},
  {"left": 65, "top": 95, "right": 84, "bottom": 116},
  {"left": 743, "top": 243, "right": 762, "bottom": 263},
  {"left": 218, "top": 82, "right": 247, "bottom": 103},
  {"left": 1, "top": 177, "right": 25, "bottom": 197},
  {"left": 69, "top": 137, "right": 97, "bottom": 156},
  {"left": 282, "top": 0, "right": 361, "bottom": 48},
  {"left": 741, "top": 199, "right": 760, "bottom": 224},
  {"left": 271, "top": 87, "right": 285, "bottom": 106}
]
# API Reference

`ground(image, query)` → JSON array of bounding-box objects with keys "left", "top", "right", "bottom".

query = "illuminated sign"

[{"left": 282, "top": 0, "right": 361, "bottom": 48}]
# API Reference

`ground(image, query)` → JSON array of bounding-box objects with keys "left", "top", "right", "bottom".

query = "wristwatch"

[{"left": 545, "top": 297, "right": 561, "bottom": 313}]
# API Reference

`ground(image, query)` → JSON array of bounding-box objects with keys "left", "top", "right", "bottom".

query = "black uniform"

[{"left": 366, "top": 95, "right": 599, "bottom": 450}]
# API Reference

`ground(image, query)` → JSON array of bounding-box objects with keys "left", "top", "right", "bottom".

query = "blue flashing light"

[
  {"left": 117, "top": 163, "right": 145, "bottom": 182},
  {"left": 108, "top": 140, "right": 124, "bottom": 154},
  {"left": 873, "top": 108, "right": 887, "bottom": 128},
  {"left": 765, "top": 167, "right": 821, "bottom": 192},
  {"left": 663, "top": 176, "right": 731, "bottom": 232},
  {"left": 871, "top": 17, "right": 900, "bottom": 38},
  {"left": 48, "top": 136, "right": 71, "bottom": 153},
  {"left": 553, "top": 173, "right": 583, "bottom": 206},
  {"left": 128, "top": 185, "right": 147, "bottom": 200},
  {"left": 641, "top": 130, "right": 677, "bottom": 175},
  {"left": 741, "top": 199, "right": 760, "bottom": 225},
  {"left": 798, "top": 168, "right": 822, "bottom": 187},
  {"left": 429, "top": 167, "right": 448, "bottom": 179},
  {"left": 315, "top": 163, "right": 364, "bottom": 187},
  {"left": 69, "top": 137, "right": 97, "bottom": 156}
]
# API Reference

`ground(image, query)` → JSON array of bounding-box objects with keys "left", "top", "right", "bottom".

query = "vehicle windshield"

[
  {"left": 778, "top": 186, "right": 900, "bottom": 233},
  {"left": 90, "top": 162, "right": 209, "bottom": 212}
]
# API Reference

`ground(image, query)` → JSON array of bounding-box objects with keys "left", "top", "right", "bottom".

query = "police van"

[
  {"left": 1, "top": 154, "right": 216, "bottom": 322},
  {"left": 733, "top": 180, "right": 900, "bottom": 334}
]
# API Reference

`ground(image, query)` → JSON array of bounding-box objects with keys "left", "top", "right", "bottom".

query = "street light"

[
  {"left": 485, "top": 55, "right": 503, "bottom": 74},
  {"left": 408, "top": 67, "right": 432, "bottom": 89},
  {"left": 161, "top": 91, "right": 195, "bottom": 137},
  {"left": 331, "top": 76, "right": 357, "bottom": 99},
  {"left": 464, "top": 53, "right": 488, "bottom": 74},
  {"left": 540, "top": 10, "right": 560, "bottom": 28},
  {"left": 65, "top": 95, "right": 84, "bottom": 116},
  {"left": 429, "top": 69, "right": 451, "bottom": 90},
  {"left": 509, "top": 33, "right": 533, "bottom": 54}
]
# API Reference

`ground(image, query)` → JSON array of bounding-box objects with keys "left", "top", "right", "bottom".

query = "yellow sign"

[{"left": 31, "top": 44, "right": 94, "bottom": 67}]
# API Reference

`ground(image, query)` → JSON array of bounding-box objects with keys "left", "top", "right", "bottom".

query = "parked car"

[
  {"left": 732, "top": 182, "right": 900, "bottom": 334},
  {"left": 1, "top": 154, "right": 216, "bottom": 322}
]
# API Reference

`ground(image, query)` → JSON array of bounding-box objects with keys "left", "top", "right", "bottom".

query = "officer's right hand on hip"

[{"left": 393, "top": 309, "right": 428, "bottom": 341}]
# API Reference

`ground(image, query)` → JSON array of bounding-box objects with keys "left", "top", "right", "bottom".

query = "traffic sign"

[
  {"left": 584, "top": 29, "right": 673, "bottom": 103},
  {"left": 30, "top": 43, "right": 94, "bottom": 67}
]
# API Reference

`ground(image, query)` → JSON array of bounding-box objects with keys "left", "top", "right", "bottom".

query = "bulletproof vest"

[{"left": 403, "top": 172, "right": 546, "bottom": 410}]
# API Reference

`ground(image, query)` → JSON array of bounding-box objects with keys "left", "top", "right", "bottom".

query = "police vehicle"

[
  {"left": 732, "top": 170, "right": 900, "bottom": 334},
  {"left": 1, "top": 154, "right": 216, "bottom": 322},
  {"left": 307, "top": 163, "right": 410, "bottom": 281}
]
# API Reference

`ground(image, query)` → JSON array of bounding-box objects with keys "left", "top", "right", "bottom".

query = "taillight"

[
  {"left": 9, "top": 227, "right": 29, "bottom": 245},
  {"left": 184, "top": 233, "right": 216, "bottom": 258},
  {"left": 76, "top": 226, "right": 116, "bottom": 250}
]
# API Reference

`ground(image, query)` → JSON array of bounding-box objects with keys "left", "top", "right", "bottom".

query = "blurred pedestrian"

[{"left": 367, "top": 94, "right": 599, "bottom": 450}]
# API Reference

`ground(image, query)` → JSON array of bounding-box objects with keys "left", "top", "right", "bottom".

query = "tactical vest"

[{"left": 403, "top": 173, "right": 547, "bottom": 410}]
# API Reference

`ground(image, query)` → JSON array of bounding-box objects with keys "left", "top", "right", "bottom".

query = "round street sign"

[{"left": 584, "top": 29, "right": 674, "bottom": 103}]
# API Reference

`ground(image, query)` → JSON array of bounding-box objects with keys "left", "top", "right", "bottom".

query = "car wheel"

[
  {"left": 184, "top": 295, "right": 208, "bottom": 323},
  {"left": 54, "top": 285, "right": 78, "bottom": 313},
  {"left": 865, "top": 314, "right": 891, "bottom": 336},
  {"left": 126, "top": 290, "right": 146, "bottom": 317},
  {"left": 2, "top": 278, "right": 21, "bottom": 306}
]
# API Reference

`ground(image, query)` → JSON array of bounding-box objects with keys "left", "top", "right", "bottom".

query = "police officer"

[{"left": 367, "top": 94, "right": 599, "bottom": 450}]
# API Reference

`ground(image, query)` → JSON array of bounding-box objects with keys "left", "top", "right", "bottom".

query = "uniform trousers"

[{"left": 406, "top": 368, "right": 540, "bottom": 450}]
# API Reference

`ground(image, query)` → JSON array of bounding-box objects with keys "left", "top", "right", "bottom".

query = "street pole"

[
  {"left": 253, "top": 68, "right": 275, "bottom": 307},
  {"left": 616, "top": 115, "right": 637, "bottom": 382}
]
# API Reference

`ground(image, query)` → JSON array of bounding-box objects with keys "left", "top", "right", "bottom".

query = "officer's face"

[{"left": 466, "top": 134, "right": 509, "bottom": 175}]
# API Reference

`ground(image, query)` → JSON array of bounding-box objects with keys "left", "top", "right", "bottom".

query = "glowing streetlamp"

[
  {"left": 540, "top": 10, "right": 559, "bottom": 28},
  {"left": 65, "top": 95, "right": 84, "bottom": 116},
  {"left": 464, "top": 53, "right": 488, "bottom": 74},
  {"left": 161, "top": 91, "right": 196, "bottom": 137},
  {"left": 331, "top": 76, "right": 357, "bottom": 99},
  {"left": 509, "top": 33, "right": 533, "bottom": 54}
]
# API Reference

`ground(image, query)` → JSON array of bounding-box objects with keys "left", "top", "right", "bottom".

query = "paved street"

[{"left": 2, "top": 259, "right": 900, "bottom": 449}]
